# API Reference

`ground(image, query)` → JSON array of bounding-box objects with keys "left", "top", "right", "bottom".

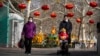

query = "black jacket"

[
  {"left": 59, "top": 20, "right": 72, "bottom": 34},
  {"left": 97, "top": 22, "right": 100, "bottom": 33}
]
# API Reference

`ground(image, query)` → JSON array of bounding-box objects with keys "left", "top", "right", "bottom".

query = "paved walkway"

[{"left": 0, "top": 47, "right": 98, "bottom": 56}]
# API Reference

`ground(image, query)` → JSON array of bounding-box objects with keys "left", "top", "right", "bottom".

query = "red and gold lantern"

[
  {"left": 67, "top": 12, "right": 74, "bottom": 17},
  {"left": 41, "top": 4, "right": 50, "bottom": 10},
  {"left": 76, "top": 18, "right": 81, "bottom": 23},
  {"left": 65, "top": 3, "right": 74, "bottom": 10},
  {"left": 18, "top": 3, "right": 26, "bottom": 9},
  {"left": 0, "top": 2, "right": 3, "bottom": 7},
  {"left": 33, "top": 11, "right": 40, "bottom": 16},
  {"left": 89, "top": 19, "right": 94, "bottom": 24},
  {"left": 89, "top": 1, "right": 98, "bottom": 8},
  {"left": 86, "top": 11, "right": 93, "bottom": 16},
  {"left": 50, "top": 12, "right": 57, "bottom": 18},
  {"left": 26, "top": 0, "right": 30, "bottom": 1}
]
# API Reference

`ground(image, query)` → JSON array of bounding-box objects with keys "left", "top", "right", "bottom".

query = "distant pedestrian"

[
  {"left": 21, "top": 17, "right": 36, "bottom": 55},
  {"left": 59, "top": 15, "right": 72, "bottom": 44}
]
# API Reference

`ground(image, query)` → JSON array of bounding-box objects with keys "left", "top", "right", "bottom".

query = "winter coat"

[
  {"left": 22, "top": 21, "right": 36, "bottom": 38},
  {"left": 59, "top": 20, "right": 72, "bottom": 44},
  {"left": 59, "top": 20, "right": 72, "bottom": 34},
  {"left": 97, "top": 22, "right": 100, "bottom": 33}
]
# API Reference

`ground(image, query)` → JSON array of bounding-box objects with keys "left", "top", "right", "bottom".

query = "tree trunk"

[{"left": 25, "top": 1, "right": 31, "bottom": 23}]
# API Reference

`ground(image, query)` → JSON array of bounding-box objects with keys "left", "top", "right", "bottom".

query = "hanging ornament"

[
  {"left": 50, "top": 12, "right": 57, "bottom": 18},
  {"left": 76, "top": 18, "right": 81, "bottom": 23},
  {"left": 0, "top": 2, "right": 3, "bottom": 7},
  {"left": 66, "top": 12, "right": 74, "bottom": 17},
  {"left": 33, "top": 11, "right": 40, "bottom": 17},
  {"left": 26, "top": 0, "right": 30, "bottom": 1},
  {"left": 89, "top": 1, "right": 98, "bottom": 8},
  {"left": 89, "top": 19, "right": 94, "bottom": 24},
  {"left": 65, "top": 3, "right": 74, "bottom": 10},
  {"left": 18, "top": 3, "right": 26, "bottom": 9},
  {"left": 86, "top": 11, "right": 93, "bottom": 16},
  {"left": 41, "top": 4, "right": 50, "bottom": 11}
]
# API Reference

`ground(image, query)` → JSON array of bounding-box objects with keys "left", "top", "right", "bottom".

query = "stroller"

[{"left": 57, "top": 28, "right": 70, "bottom": 56}]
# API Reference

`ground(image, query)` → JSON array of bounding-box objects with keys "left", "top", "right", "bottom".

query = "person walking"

[
  {"left": 21, "top": 17, "right": 36, "bottom": 55},
  {"left": 59, "top": 15, "right": 72, "bottom": 45}
]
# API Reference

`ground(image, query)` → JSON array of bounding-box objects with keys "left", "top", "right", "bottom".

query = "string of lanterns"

[{"left": 0, "top": 0, "right": 98, "bottom": 24}]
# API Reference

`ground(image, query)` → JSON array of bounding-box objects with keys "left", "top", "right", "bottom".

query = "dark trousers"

[
  {"left": 24, "top": 37, "right": 32, "bottom": 53},
  {"left": 68, "top": 33, "right": 71, "bottom": 44}
]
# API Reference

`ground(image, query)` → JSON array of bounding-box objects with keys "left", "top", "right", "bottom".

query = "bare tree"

[{"left": 2, "top": 0, "right": 100, "bottom": 44}]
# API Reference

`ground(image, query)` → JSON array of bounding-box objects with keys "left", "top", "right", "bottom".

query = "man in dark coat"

[
  {"left": 97, "top": 22, "right": 100, "bottom": 55},
  {"left": 59, "top": 15, "right": 72, "bottom": 44}
]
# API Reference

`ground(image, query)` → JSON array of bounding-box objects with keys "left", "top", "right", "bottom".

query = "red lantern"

[
  {"left": 89, "top": 1, "right": 98, "bottom": 8},
  {"left": 18, "top": 3, "right": 26, "bottom": 9},
  {"left": 50, "top": 12, "right": 57, "bottom": 18},
  {"left": 76, "top": 18, "right": 81, "bottom": 23},
  {"left": 33, "top": 11, "right": 40, "bottom": 16},
  {"left": 41, "top": 5, "right": 50, "bottom": 10},
  {"left": 89, "top": 19, "right": 94, "bottom": 24},
  {"left": 65, "top": 3, "right": 74, "bottom": 9},
  {"left": 86, "top": 11, "right": 93, "bottom": 16},
  {"left": 26, "top": 0, "right": 30, "bottom": 1},
  {"left": 67, "top": 12, "right": 74, "bottom": 17},
  {"left": 0, "top": 2, "right": 3, "bottom": 7}
]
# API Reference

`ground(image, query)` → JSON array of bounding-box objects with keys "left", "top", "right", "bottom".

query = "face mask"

[
  {"left": 65, "top": 19, "right": 68, "bottom": 22},
  {"left": 29, "top": 20, "right": 33, "bottom": 22}
]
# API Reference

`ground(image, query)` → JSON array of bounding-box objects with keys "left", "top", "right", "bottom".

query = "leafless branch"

[
  {"left": 34, "top": 17, "right": 50, "bottom": 21},
  {"left": 8, "top": 0, "right": 24, "bottom": 17},
  {"left": 13, "top": 0, "right": 21, "bottom": 4},
  {"left": 95, "top": 7, "right": 100, "bottom": 10},
  {"left": 75, "top": 5, "right": 82, "bottom": 14},
  {"left": 3, "top": 2, "right": 24, "bottom": 18},
  {"left": 84, "top": 0, "right": 89, "bottom": 4},
  {"left": 56, "top": 11, "right": 64, "bottom": 15},
  {"left": 30, "top": 7, "right": 41, "bottom": 13},
  {"left": 8, "top": 0, "right": 21, "bottom": 14}
]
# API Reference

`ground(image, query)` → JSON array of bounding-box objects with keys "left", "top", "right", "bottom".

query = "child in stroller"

[{"left": 57, "top": 28, "right": 69, "bottom": 56}]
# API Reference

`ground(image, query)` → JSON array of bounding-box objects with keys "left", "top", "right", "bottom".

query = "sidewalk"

[{"left": 0, "top": 47, "right": 98, "bottom": 56}]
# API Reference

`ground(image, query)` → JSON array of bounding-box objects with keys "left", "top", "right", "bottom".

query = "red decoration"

[
  {"left": 0, "top": 2, "right": 3, "bottom": 7},
  {"left": 50, "top": 12, "right": 57, "bottom": 18},
  {"left": 76, "top": 18, "right": 81, "bottom": 23},
  {"left": 18, "top": 3, "right": 26, "bottom": 9},
  {"left": 41, "top": 5, "right": 50, "bottom": 10},
  {"left": 86, "top": 11, "right": 93, "bottom": 16},
  {"left": 67, "top": 12, "right": 74, "bottom": 17},
  {"left": 89, "top": 19, "right": 94, "bottom": 24},
  {"left": 26, "top": 0, "right": 30, "bottom": 1},
  {"left": 33, "top": 11, "right": 40, "bottom": 16},
  {"left": 90, "top": 1, "right": 98, "bottom": 8},
  {"left": 65, "top": 3, "right": 74, "bottom": 9}
]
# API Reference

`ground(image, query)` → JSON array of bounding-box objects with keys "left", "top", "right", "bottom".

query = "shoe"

[
  {"left": 27, "top": 53, "right": 31, "bottom": 55},
  {"left": 25, "top": 51, "right": 28, "bottom": 54}
]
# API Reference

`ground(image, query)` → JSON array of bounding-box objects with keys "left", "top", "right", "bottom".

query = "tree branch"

[
  {"left": 84, "top": 0, "right": 89, "bottom": 4},
  {"left": 3, "top": 1, "right": 24, "bottom": 18},
  {"left": 30, "top": 7, "right": 41, "bottom": 13},
  {"left": 8, "top": 0, "right": 24, "bottom": 17},
  {"left": 95, "top": 7, "right": 100, "bottom": 10},
  {"left": 8, "top": 0, "right": 22, "bottom": 14},
  {"left": 75, "top": 5, "right": 82, "bottom": 14},
  {"left": 34, "top": 17, "right": 50, "bottom": 21},
  {"left": 56, "top": 11, "right": 64, "bottom": 15}
]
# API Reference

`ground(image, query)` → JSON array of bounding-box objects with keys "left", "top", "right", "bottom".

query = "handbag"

[{"left": 18, "top": 38, "right": 24, "bottom": 49}]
